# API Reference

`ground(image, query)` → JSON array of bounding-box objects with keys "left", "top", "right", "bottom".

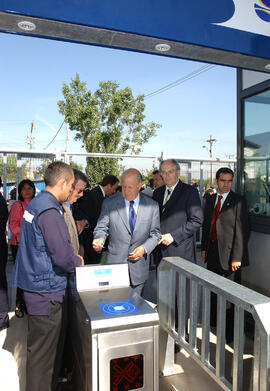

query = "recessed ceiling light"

[
  {"left": 155, "top": 43, "right": 171, "bottom": 52},
  {"left": 265, "top": 64, "right": 270, "bottom": 71},
  {"left": 18, "top": 21, "right": 36, "bottom": 32}
]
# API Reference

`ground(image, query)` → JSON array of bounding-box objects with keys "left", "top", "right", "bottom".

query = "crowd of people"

[{"left": 0, "top": 159, "right": 249, "bottom": 390}]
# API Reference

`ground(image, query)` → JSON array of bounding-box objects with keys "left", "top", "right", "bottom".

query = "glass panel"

[{"left": 244, "top": 90, "right": 270, "bottom": 216}]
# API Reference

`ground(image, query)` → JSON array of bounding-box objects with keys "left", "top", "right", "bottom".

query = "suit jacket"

[
  {"left": 153, "top": 181, "right": 203, "bottom": 262},
  {"left": 74, "top": 186, "right": 104, "bottom": 231},
  {"left": 201, "top": 190, "right": 249, "bottom": 270},
  {"left": 73, "top": 186, "right": 105, "bottom": 263},
  {"left": 94, "top": 193, "right": 161, "bottom": 285},
  {"left": 62, "top": 203, "right": 79, "bottom": 255}
]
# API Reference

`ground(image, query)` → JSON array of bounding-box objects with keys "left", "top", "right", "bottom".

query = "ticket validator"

[{"left": 70, "top": 264, "right": 159, "bottom": 391}]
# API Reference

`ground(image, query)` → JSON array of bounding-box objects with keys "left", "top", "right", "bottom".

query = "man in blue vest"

[{"left": 13, "top": 161, "right": 83, "bottom": 391}]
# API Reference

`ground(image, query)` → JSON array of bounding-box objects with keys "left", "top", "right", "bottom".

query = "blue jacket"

[{"left": 13, "top": 191, "right": 69, "bottom": 293}]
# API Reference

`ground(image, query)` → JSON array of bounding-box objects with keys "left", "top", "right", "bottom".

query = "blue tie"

[{"left": 129, "top": 200, "right": 136, "bottom": 234}]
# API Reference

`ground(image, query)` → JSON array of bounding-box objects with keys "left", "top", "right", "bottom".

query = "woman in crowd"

[{"left": 9, "top": 179, "right": 36, "bottom": 317}]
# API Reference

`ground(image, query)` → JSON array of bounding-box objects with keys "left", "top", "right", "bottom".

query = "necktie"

[
  {"left": 163, "top": 188, "right": 172, "bottom": 206},
  {"left": 210, "top": 195, "right": 223, "bottom": 242},
  {"left": 129, "top": 201, "right": 136, "bottom": 234}
]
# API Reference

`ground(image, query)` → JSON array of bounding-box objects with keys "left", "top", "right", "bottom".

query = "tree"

[
  {"left": 35, "top": 159, "right": 53, "bottom": 179},
  {"left": 0, "top": 155, "right": 27, "bottom": 182},
  {"left": 58, "top": 74, "right": 161, "bottom": 185},
  {"left": 35, "top": 158, "right": 83, "bottom": 180},
  {"left": 69, "top": 158, "right": 83, "bottom": 171}
]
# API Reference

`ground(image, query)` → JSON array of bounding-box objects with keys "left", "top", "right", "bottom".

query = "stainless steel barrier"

[
  {"left": 70, "top": 264, "right": 159, "bottom": 391},
  {"left": 158, "top": 257, "right": 270, "bottom": 391}
]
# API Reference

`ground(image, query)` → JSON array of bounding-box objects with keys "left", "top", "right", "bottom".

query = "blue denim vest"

[{"left": 12, "top": 191, "right": 68, "bottom": 293}]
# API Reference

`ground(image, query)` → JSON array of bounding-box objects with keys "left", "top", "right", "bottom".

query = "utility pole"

[
  {"left": 26, "top": 122, "right": 35, "bottom": 179},
  {"left": 203, "top": 135, "right": 217, "bottom": 185}
]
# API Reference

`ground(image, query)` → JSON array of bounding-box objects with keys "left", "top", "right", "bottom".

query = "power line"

[
  {"left": 43, "top": 120, "right": 65, "bottom": 150},
  {"left": 145, "top": 64, "right": 214, "bottom": 98},
  {"left": 0, "top": 119, "right": 34, "bottom": 122},
  {"left": 144, "top": 64, "right": 216, "bottom": 99}
]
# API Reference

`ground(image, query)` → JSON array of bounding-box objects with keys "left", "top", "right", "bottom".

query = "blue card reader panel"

[{"left": 100, "top": 301, "right": 140, "bottom": 317}]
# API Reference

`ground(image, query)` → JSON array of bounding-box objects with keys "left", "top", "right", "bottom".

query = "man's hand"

[
  {"left": 92, "top": 238, "right": 105, "bottom": 253},
  {"left": 128, "top": 246, "right": 145, "bottom": 262},
  {"left": 77, "top": 254, "right": 84, "bottom": 266},
  {"left": 159, "top": 233, "right": 174, "bottom": 246},
  {"left": 201, "top": 251, "right": 206, "bottom": 263},
  {"left": 231, "top": 260, "right": 241, "bottom": 271},
  {"left": 76, "top": 220, "right": 87, "bottom": 235}
]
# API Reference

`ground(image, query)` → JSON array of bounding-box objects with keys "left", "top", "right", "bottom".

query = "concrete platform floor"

[
  {"left": 0, "top": 313, "right": 224, "bottom": 391},
  {"left": 0, "top": 313, "right": 254, "bottom": 391}
]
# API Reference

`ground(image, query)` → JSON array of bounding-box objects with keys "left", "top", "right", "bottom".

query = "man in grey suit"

[{"left": 93, "top": 168, "right": 161, "bottom": 295}]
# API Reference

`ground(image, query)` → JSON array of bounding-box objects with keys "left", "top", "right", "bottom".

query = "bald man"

[{"left": 93, "top": 168, "right": 161, "bottom": 295}]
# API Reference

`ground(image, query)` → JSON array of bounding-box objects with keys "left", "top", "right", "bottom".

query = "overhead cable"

[
  {"left": 43, "top": 120, "right": 65, "bottom": 150},
  {"left": 144, "top": 64, "right": 216, "bottom": 99}
]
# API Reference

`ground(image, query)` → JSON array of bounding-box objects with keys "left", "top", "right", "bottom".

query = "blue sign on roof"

[{"left": 1, "top": 0, "right": 270, "bottom": 60}]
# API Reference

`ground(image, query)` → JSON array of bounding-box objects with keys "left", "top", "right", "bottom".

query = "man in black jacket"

[
  {"left": 0, "top": 177, "right": 9, "bottom": 330},
  {"left": 74, "top": 174, "right": 119, "bottom": 264},
  {"left": 201, "top": 167, "right": 249, "bottom": 342},
  {"left": 153, "top": 159, "right": 203, "bottom": 263}
]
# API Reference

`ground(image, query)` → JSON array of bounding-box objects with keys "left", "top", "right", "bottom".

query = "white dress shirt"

[
  {"left": 214, "top": 191, "right": 230, "bottom": 209},
  {"left": 124, "top": 193, "right": 140, "bottom": 218},
  {"left": 162, "top": 180, "right": 179, "bottom": 205}
]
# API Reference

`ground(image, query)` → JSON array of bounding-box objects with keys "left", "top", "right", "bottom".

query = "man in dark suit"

[
  {"left": 93, "top": 168, "right": 161, "bottom": 295},
  {"left": 201, "top": 167, "right": 249, "bottom": 342},
  {"left": 0, "top": 177, "right": 9, "bottom": 331},
  {"left": 153, "top": 159, "right": 203, "bottom": 263},
  {"left": 153, "top": 160, "right": 203, "bottom": 349},
  {"left": 74, "top": 174, "right": 119, "bottom": 264}
]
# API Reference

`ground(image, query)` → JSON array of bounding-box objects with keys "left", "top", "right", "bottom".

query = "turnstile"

[{"left": 70, "top": 264, "right": 159, "bottom": 391}]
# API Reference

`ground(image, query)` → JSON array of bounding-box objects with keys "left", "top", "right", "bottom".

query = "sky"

[{"left": 0, "top": 32, "right": 237, "bottom": 171}]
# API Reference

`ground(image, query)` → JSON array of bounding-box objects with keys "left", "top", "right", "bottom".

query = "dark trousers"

[
  {"left": 0, "top": 288, "right": 9, "bottom": 330},
  {"left": 0, "top": 236, "right": 9, "bottom": 329},
  {"left": 11, "top": 245, "right": 26, "bottom": 312},
  {"left": 81, "top": 231, "right": 102, "bottom": 265},
  {"left": 207, "top": 241, "right": 241, "bottom": 343},
  {"left": 26, "top": 301, "right": 67, "bottom": 391},
  {"left": 131, "top": 282, "right": 145, "bottom": 296}
]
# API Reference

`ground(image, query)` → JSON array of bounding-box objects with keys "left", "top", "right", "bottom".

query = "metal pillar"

[
  {"left": 200, "top": 161, "right": 204, "bottom": 196},
  {"left": 16, "top": 154, "right": 22, "bottom": 199},
  {"left": 187, "top": 162, "right": 192, "bottom": 184}
]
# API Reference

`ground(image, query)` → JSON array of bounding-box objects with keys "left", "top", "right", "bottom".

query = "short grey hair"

[
  {"left": 159, "top": 159, "right": 180, "bottom": 172},
  {"left": 121, "top": 168, "right": 143, "bottom": 184}
]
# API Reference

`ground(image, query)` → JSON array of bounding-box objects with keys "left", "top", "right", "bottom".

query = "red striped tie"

[{"left": 210, "top": 195, "right": 223, "bottom": 242}]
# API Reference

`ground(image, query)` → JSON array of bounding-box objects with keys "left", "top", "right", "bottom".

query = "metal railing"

[
  {"left": 158, "top": 257, "right": 270, "bottom": 391},
  {"left": 0, "top": 147, "right": 236, "bottom": 200}
]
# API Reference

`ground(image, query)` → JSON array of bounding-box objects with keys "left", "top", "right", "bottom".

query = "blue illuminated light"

[
  {"left": 94, "top": 269, "right": 112, "bottom": 275},
  {"left": 100, "top": 301, "right": 140, "bottom": 317}
]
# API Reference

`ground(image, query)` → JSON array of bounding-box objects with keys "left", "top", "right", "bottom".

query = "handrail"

[{"left": 158, "top": 257, "right": 270, "bottom": 391}]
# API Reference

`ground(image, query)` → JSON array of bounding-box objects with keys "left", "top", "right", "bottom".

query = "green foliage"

[
  {"left": 35, "top": 158, "right": 83, "bottom": 180},
  {"left": 141, "top": 165, "right": 156, "bottom": 185},
  {"left": 58, "top": 74, "right": 161, "bottom": 185},
  {"left": 35, "top": 159, "right": 53, "bottom": 179},
  {"left": 203, "top": 178, "right": 212, "bottom": 189},
  {"left": 69, "top": 158, "right": 83, "bottom": 171},
  {"left": 0, "top": 155, "right": 27, "bottom": 182}
]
